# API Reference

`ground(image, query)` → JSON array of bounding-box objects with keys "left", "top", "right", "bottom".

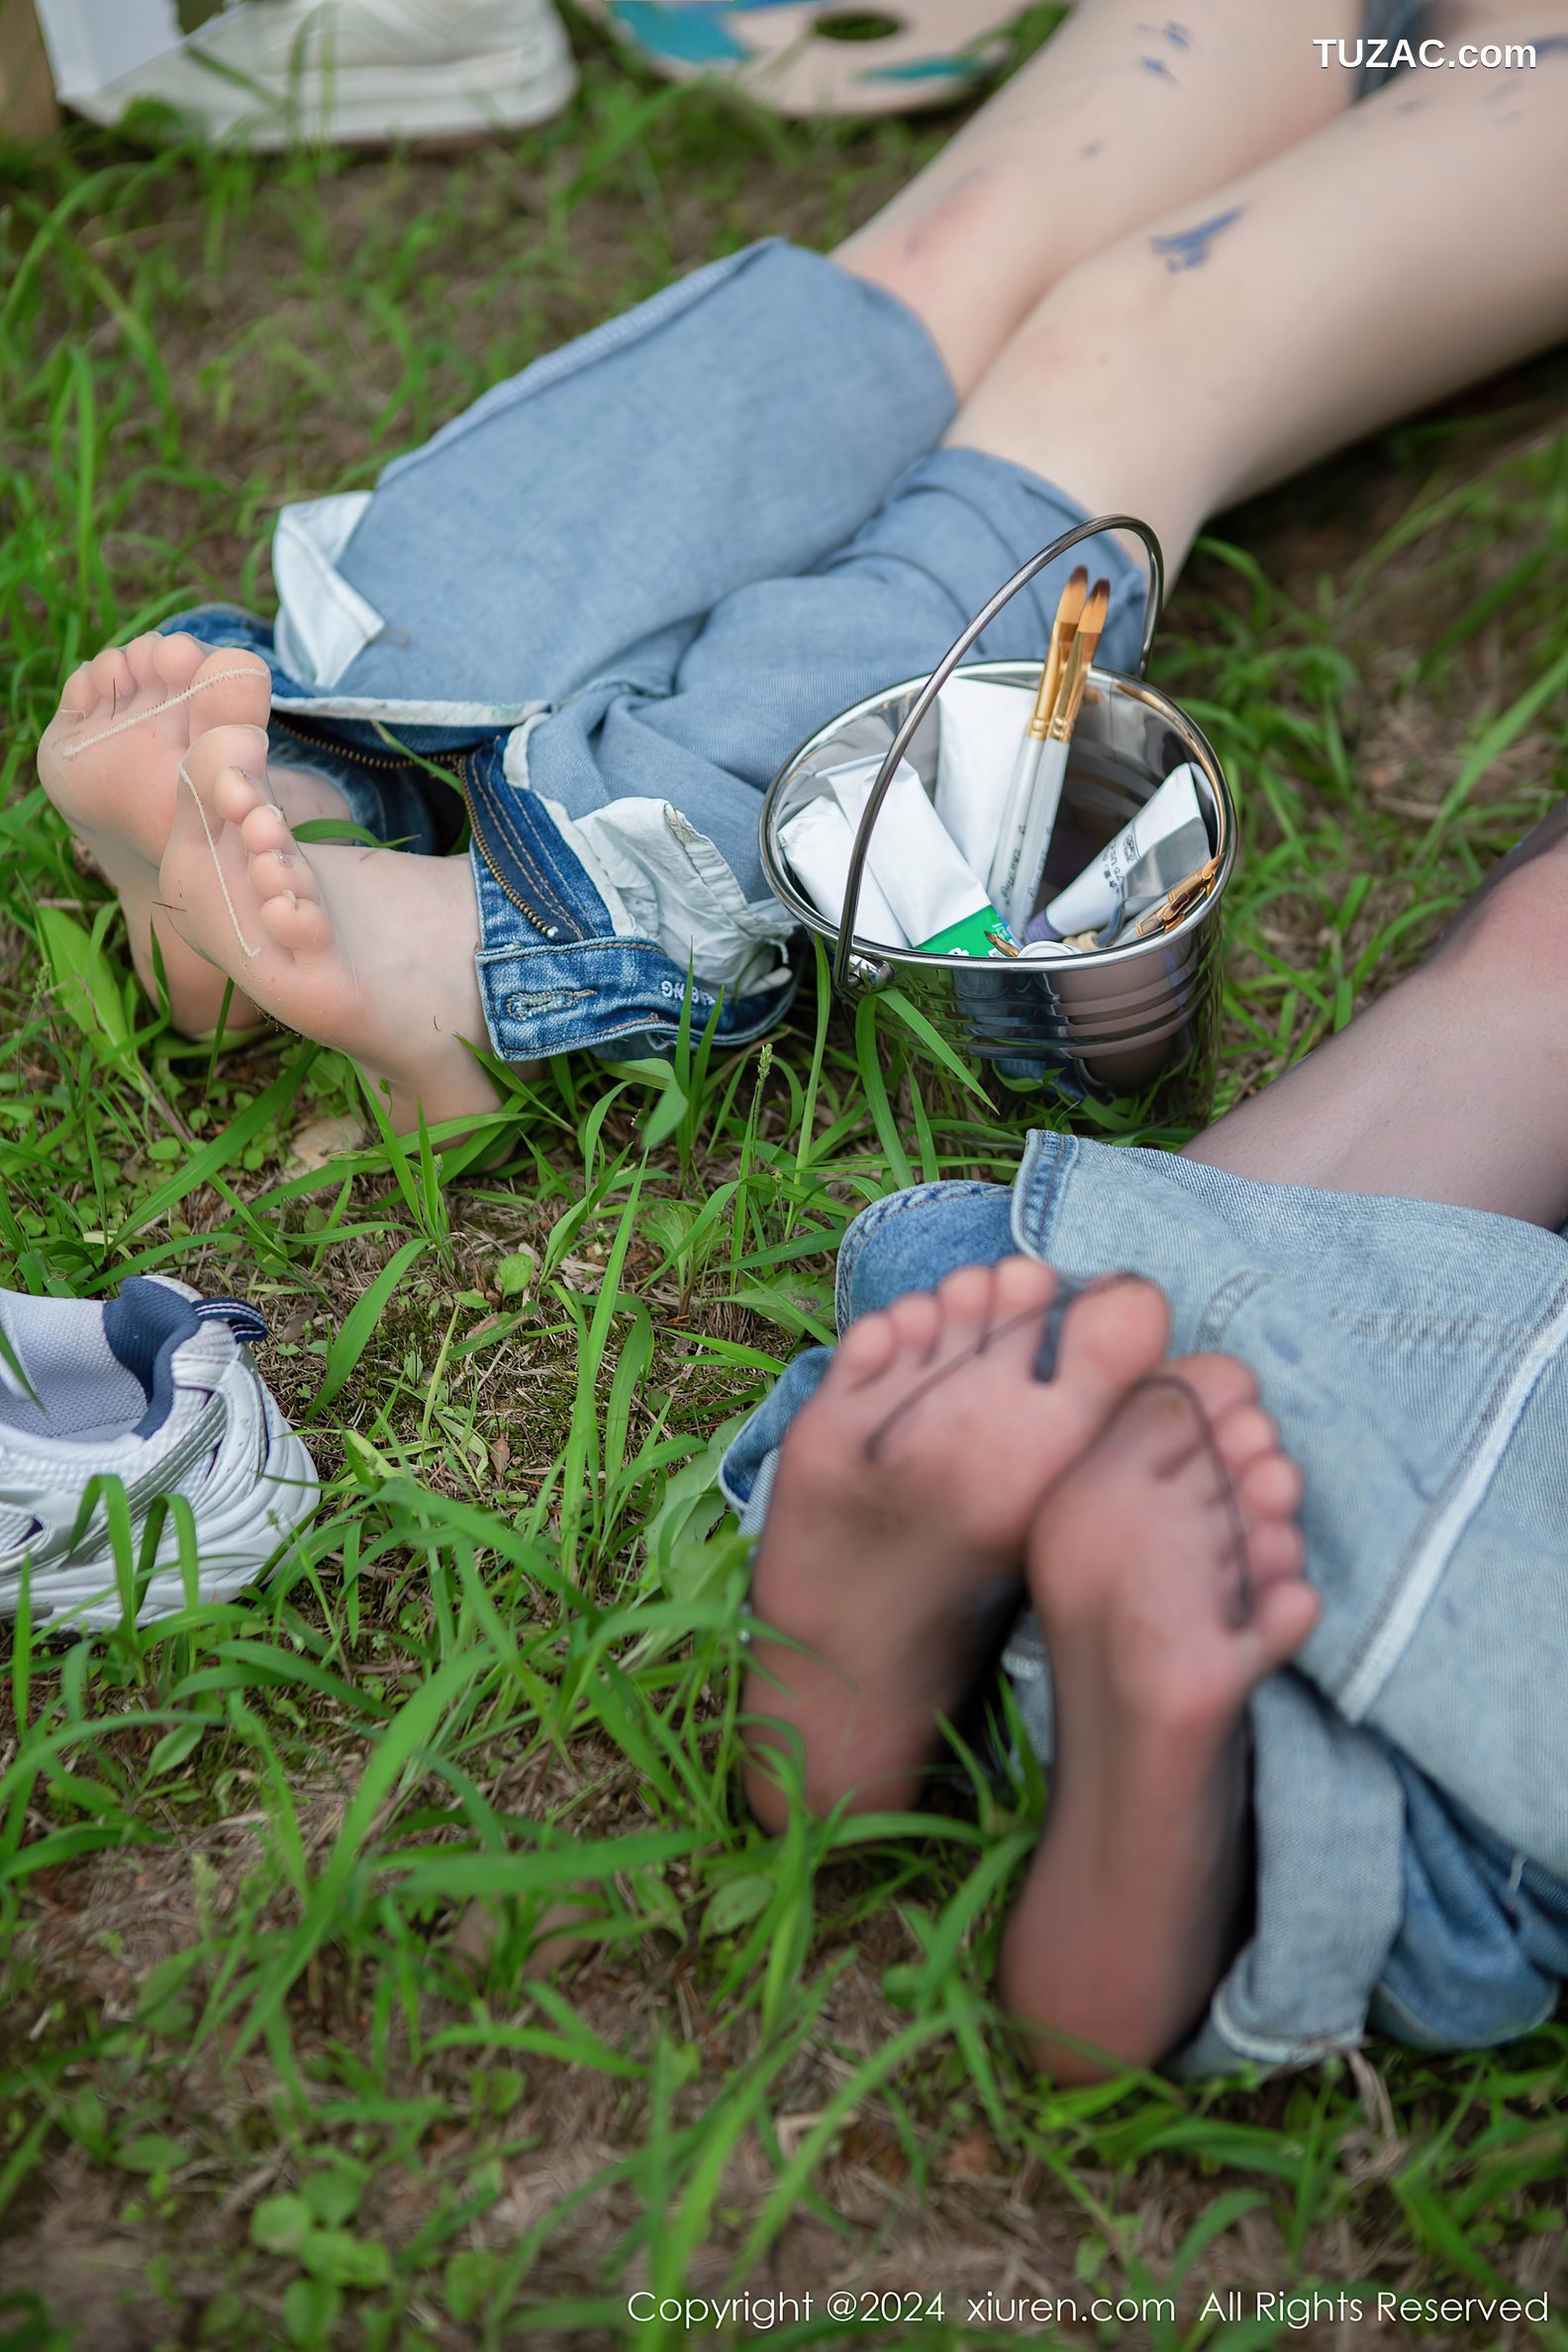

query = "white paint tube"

[
  {"left": 933, "top": 674, "right": 1030, "bottom": 881},
  {"left": 825, "top": 753, "right": 1011, "bottom": 957},
  {"left": 1043, "top": 763, "right": 1210, "bottom": 940},
  {"left": 779, "top": 795, "right": 911, "bottom": 950}
]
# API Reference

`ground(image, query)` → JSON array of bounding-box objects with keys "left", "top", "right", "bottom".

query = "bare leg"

[
  {"left": 834, "top": 0, "right": 1362, "bottom": 395},
  {"left": 948, "top": 5, "right": 1568, "bottom": 572},
  {"left": 1185, "top": 830, "right": 1568, "bottom": 1226},
  {"left": 1000, "top": 1357, "right": 1317, "bottom": 2082}
]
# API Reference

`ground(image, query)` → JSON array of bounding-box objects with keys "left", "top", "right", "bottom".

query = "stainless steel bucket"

[{"left": 758, "top": 514, "right": 1236, "bottom": 1123}]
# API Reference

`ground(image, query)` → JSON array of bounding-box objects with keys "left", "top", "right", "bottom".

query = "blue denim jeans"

[
  {"left": 720, "top": 1148, "right": 1568, "bottom": 2076},
  {"left": 165, "top": 239, "right": 1151, "bottom": 1064}
]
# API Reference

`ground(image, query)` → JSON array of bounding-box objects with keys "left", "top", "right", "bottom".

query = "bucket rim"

[{"left": 759, "top": 658, "right": 1237, "bottom": 976}]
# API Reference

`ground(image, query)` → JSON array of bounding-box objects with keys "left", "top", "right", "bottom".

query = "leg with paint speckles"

[
  {"left": 947, "top": 2, "right": 1568, "bottom": 574},
  {"left": 834, "top": 0, "right": 1363, "bottom": 397}
]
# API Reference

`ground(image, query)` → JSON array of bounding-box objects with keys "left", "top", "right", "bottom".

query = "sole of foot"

[
  {"left": 741, "top": 1255, "right": 1171, "bottom": 1827},
  {"left": 158, "top": 727, "right": 501, "bottom": 1133},
  {"left": 37, "top": 636, "right": 277, "bottom": 1033},
  {"left": 999, "top": 1354, "right": 1320, "bottom": 2081}
]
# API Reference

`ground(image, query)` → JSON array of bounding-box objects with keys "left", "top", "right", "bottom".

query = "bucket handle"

[{"left": 832, "top": 512, "right": 1165, "bottom": 995}]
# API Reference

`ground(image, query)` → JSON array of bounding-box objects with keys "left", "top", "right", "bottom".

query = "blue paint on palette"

[
  {"left": 612, "top": 1, "right": 748, "bottom": 60},
  {"left": 1149, "top": 205, "right": 1245, "bottom": 272}
]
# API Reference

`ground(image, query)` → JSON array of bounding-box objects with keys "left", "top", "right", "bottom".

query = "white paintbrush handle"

[
  {"left": 988, "top": 733, "right": 1044, "bottom": 915},
  {"left": 1003, "top": 738, "right": 1070, "bottom": 935}
]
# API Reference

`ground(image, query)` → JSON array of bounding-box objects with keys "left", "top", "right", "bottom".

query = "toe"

[
  {"left": 258, "top": 890, "right": 331, "bottom": 954},
  {"left": 124, "top": 634, "right": 165, "bottom": 692},
  {"left": 933, "top": 1264, "right": 999, "bottom": 1333},
  {"left": 1212, "top": 1404, "right": 1279, "bottom": 1483},
  {"left": 1236, "top": 1451, "right": 1304, "bottom": 1522},
  {"left": 57, "top": 661, "right": 95, "bottom": 717},
  {"left": 182, "top": 725, "right": 271, "bottom": 828},
  {"left": 1053, "top": 1275, "right": 1170, "bottom": 1407},
  {"left": 834, "top": 1311, "right": 902, "bottom": 1384},
  {"left": 985, "top": 1255, "right": 1058, "bottom": 1349},
  {"left": 1175, "top": 1364, "right": 1259, "bottom": 1411},
  {"left": 187, "top": 646, "right": 272, "bottom": 734},
  {"left": 249, "top": 847, "right": 307, "bottom": 903},
  {"left": 885, "top": 1291, "right": 942, "bottom": 1362},
  {"left": 1243, "top": 1518, "right": 1307, "bottom": 1583},
  {"left": 239, "top": 801, "right": 297, "bottom": 862},
  {"left": 90, "top": 647, "right": 135, "bottom": 706},
  {"left": 152, "top": 632, "right": 207, "bottom": 694},
  {"left": 1249, "top": 1574, "right": 1321, "bottom": 1669}
]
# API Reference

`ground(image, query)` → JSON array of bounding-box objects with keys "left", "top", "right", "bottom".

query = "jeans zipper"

[
  {"left": 271, "top": 713, "right": 467, "bottom": 773},
  {"left": 274, "top": 716, "right": 563, "bottom": 940},
  {"left": 458, "top": 753, "right": 561, "bottom": 940}
]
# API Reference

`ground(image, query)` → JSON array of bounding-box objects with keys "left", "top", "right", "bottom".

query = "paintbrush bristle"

[
  {"left": 1029, "top": 565, "right": 1093, "bottom": 733},
  {"left": 1075, "top": 576, "right": 1112, "bottom": 657},
  {"left": 1045, "top": 577, "right": 1113, "bottom": 743}
]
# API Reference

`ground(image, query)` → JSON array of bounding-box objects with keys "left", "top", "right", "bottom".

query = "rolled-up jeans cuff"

[{"left": 468, "top": 835, "right": 796, "bottom": 1065}]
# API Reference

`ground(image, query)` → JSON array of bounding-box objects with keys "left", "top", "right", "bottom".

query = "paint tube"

[
  {"left": 1042, "top": 763, "right": 1211, "bottom": 940},
  {"left": 824, "top": 754, "right": 1012, "bottom": 957},
  {"left": 933, "top": 674, "right": 1030, "bottom": 881},
  {"left": 779, "top": 795, "right": 911, "bottom": 950}
]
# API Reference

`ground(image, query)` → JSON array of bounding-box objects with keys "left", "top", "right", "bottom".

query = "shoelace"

[{"left": 190, "top": 1298, "right": 269, "bottom": 1346}]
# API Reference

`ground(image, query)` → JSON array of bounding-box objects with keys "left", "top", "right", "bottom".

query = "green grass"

[{"left": 3, "top": 32, "right": 1568, "bottom": 2351}]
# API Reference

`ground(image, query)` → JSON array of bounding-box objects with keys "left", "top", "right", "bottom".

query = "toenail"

[
  {"left": 282, "top": 890, "right": 297, "bottom": 908},
  {"left": 267, "top": 803, "right": 286, "bottom": 820}
]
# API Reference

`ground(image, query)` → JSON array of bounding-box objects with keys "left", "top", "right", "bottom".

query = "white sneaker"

[
  {"left": 67, "top": 0, "right": 577, "bottom": 149},
  {"left": 0, "top": 1275, "right": 319, "bottom": 1629}
]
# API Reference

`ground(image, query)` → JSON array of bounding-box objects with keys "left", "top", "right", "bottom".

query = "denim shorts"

[
  {"left": 161, "top": 236, "right": 1157, "bottom": 1064},
  {"left": 719, "top": 1145, "right": 1568, "bottom": 2076}
]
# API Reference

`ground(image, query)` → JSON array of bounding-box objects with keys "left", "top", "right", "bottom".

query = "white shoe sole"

[
  {"left": 0, "top": 1430, "right": 321, "bottom": 1631},
  {"left": 76, "top": 39, "right": 577, "bottom": 149}
]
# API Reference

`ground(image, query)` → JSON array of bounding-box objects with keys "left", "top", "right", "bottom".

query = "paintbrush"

[
  {"left": 1129, "top": 852, "right": 1224, "bottom": 938},
  {"left": 987, "top": 567, "right": 1089, "bottom": 919},
  {"left": 1000, "top": 575, "right": 1111, "bottom": 937}
]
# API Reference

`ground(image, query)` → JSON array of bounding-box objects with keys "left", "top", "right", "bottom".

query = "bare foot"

[
  {"left": 157, "top": 725, "right": 500, "bottom": 1131},
  {"left": 999, "top": 1356, "right": 1321, "bottom": 2082},
  {"left": 741, "top": 1257, "right": 1171, "bottom": 1828},
  {"left": 36, "top": 636, "right": 349, "bottom": 1035}
]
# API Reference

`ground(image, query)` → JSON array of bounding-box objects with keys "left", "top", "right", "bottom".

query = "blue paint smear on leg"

[
  {"left": 1149, "top": 205, "right": 1245, "bottom": 272},
  {"left": 1164, "top": 20, "right": 1191, "bottom": 47},
  {"left": 1140, "top": 53, "right": 1178, "bottom": 81},
  {"left": 1529, "top": 34, "right": 1568, "bottom": 54},
  {"left": 862, "top": 55, "right": 989, "bottom": 80}
]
